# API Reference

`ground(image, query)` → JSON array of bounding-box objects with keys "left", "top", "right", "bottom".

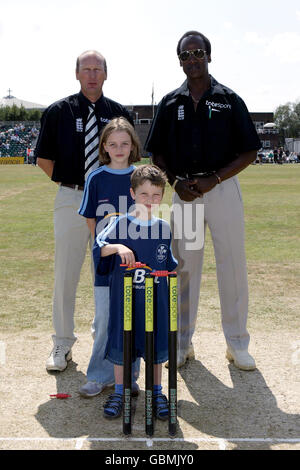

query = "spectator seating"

[{"left": 0, "top": 124, "right": 39, "bottom": 158}]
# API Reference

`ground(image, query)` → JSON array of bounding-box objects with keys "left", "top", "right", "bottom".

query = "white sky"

[{"left": 1, "top": 0, "right": 300, "bottom": 112}]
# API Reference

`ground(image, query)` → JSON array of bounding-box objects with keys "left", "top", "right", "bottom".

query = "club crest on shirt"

[
  {"left": 76, "top": 118, "right": 83, "bottom": 132},
  {"left": 156, "top": 244, "right": 168, "bottom": 263},
  {"left": 178, "top": 105, "right": 184, "bottom": 120}
]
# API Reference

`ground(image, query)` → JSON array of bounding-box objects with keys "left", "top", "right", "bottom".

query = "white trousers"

[
  {"left": 171, "top": 176, "right": 250, "bottom": 357},
  {"left": 52, "top": 186, "right": 92, "bottom": 348}
]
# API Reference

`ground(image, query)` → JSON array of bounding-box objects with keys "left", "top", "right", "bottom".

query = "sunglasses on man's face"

[{"left": 178, "top": 48, "right": 206, "bottom": 62}]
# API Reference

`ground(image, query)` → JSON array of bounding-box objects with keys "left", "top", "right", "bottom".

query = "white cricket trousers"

[
  {"left": 171, "top": 176, "right": 250, "bottom": 358},
  {"left": 52, "top": 186, "right": 92, "bottom": 348}
]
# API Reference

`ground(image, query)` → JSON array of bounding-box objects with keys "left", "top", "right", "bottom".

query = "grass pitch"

[
  {"left": 0, "top": 163, "right": 299, "bottom": 333},
  {"left": 0, "top": 162, "right": 299, "bottom": 451}
]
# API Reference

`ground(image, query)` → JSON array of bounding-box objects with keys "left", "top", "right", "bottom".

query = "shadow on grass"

[
  {"left": 34, "top": 359, "right": 197, "bottom": 451},
  {"left": 178, "top": 359, "right": 299, "bottom": 450}
]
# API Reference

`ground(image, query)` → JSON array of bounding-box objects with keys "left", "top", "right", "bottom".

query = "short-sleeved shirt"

[
  {"left": 145, "top": 76, "right": 261, "bottom": 176},
  {"left": 96, "top": 214, "right": 178, "bottom": 365},
  {"left": 78, "top": 165, "right": 136, "bottom": 286},
  {"left": 35, "top": 91, "right": 133, "bottom": 186}
]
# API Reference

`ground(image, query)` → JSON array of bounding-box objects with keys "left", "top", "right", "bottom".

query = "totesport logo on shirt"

[
  {"left": 205, "top": 100, "right": 231, "bottom": 110},
  {"left": 177, "top": 101, "right": 231, "bottom": 120}
]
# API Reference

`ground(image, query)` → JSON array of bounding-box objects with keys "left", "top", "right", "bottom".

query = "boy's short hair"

[
  {"left": 99, "top": 117, "right": 141, "bottom": 165},
  {"left": 131, "top": 164, "right": 167, "bottom": 192}
]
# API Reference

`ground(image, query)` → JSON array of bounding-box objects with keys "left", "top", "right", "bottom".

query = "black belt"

[
  {"left": 61, "top": 183, "right": 84, "bottom": 191},
  {"left": 177, "top": 171, "right": 216, "bottom": 179}
]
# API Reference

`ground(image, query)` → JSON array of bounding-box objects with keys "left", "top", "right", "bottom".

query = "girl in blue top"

[{"left": 78, "top": 117, "right": 141, "bottom": 397}]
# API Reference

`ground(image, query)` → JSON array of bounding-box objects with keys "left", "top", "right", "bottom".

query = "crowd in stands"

[
  {"left": 0, "top": 123, "right": 39, "bottom": 159},
  {"left": 255, "top": 148, "right": 300, "bottom": 164},
  {"left": 1, "top": 122, "right": 299, "bottom": 167}
]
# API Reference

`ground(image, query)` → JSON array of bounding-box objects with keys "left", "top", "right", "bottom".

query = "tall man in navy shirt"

[
  {"left": 36, "top": 50, "right": 133, "bottom": 372},
  {"left": 145, "top": 31, "right": 261, "bottom": 371}
]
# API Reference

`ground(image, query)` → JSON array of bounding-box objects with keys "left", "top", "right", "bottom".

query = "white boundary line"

[{"left": 0, "top": 437, "right": 299, "bottom": 450}]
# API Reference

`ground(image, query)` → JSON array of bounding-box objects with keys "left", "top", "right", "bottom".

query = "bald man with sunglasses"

[{"left": 145, "top": 31, "right": 261, "bottom": 371}]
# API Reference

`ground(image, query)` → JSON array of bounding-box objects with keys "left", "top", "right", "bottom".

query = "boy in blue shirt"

[{"left": 96, "top": 165, "right": 177, "bottom": 420}]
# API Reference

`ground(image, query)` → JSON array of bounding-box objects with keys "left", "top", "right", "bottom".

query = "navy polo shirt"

[
  {"left": 145, "top": 76, "right": 261, "bottom": 176},
  {"left": 35, "top": 91, "right": 133, "bottom": 186}
]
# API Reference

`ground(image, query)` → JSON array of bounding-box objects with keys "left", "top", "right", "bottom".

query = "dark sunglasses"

[{"left": 178, "top": 48, "right": 206, "bottom": 62}]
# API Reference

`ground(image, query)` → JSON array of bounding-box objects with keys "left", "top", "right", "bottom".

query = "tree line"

[
  {"left": 0, "top": 104, "right": 42, "bottom": 122},
  {"left": 0, "top": 101, "right": 299, "bottom": 140},
  {"left": 274, "top": 101, "right": 300, "bottom": 139}
]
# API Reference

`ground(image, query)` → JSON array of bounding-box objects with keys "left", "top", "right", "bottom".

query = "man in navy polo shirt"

[
  {"left": 145, "top": 31, "right": 261, "bottom": 371},
  {"left": 36, "top": 50, "right": 133, "bottom": 372}
]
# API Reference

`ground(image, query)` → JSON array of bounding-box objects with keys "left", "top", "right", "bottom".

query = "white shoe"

[
  {"left": 79, "top": 381, "right": 113, "bottom": 398},
  {"left": 226, "top": 346, "right": 256, "bottom": 371},
  {"left": 165, "top": 343, "right": 195, "bottom": 369},
  {"left": 46, "top": 345, "right": 72, "bottom": 372},
  {"left": 79, "top": 381, "right": 139, "bottom": 398}
]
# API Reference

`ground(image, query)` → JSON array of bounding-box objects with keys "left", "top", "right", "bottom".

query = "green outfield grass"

[{"left": 0, "top": 163, "right": 299, "bottom": 333}]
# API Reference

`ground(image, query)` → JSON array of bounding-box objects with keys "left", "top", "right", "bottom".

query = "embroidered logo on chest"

[
  {"left": 156, "top": 244, "right": 168, "bottom": 263},
  {"left": 178, "top": 105, "right": 184, "bottom": 120},
  {"left": 76, "top": 118, "right": 83, "bottom": 132}
]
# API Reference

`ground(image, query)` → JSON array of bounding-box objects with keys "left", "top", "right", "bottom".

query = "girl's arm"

[
  {"left": 86, "top": 218, "right": 96, "bottom": 238},
  {"left": 101, "top": 244, "right": 136, "bottom": 267}
]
